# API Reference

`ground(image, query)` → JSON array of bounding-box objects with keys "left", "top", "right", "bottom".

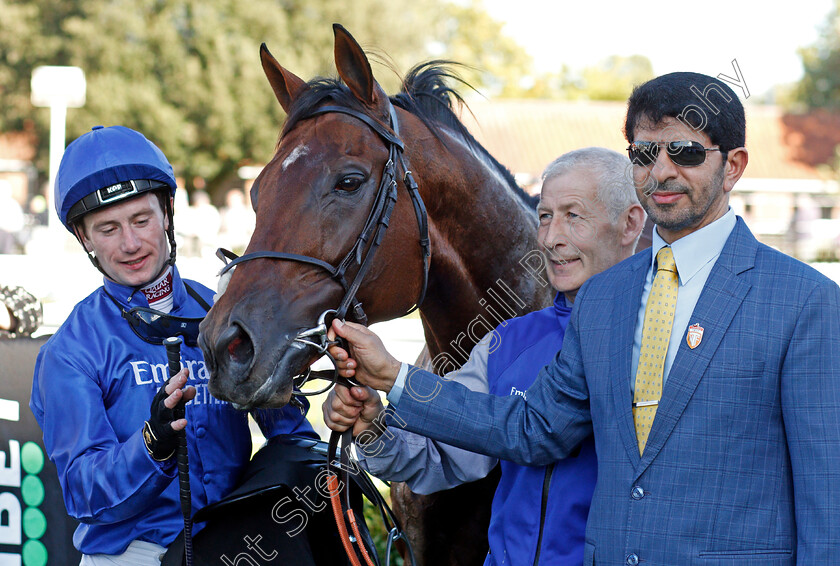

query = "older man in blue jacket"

[
  {"left": 324, "top": 147, "right": 646, "bottom": 565},
  {"left": 30, "top": 126, "right": 314, "bottom": 564}
]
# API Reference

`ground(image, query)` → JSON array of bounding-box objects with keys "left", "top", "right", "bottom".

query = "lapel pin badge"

[{"left": 686, "top": 323, "right": 704, "bottom": 349}]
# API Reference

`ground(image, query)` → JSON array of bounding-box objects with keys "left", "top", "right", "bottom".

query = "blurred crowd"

[
  {"left": 0, "top": 181, "right": 256, "bottom": 260},
  {"left": 172, "top": 187, "right": 256, "bottom": 258},
  {"left": 0, "top": 179, "right": 47, "bottom": 254}
]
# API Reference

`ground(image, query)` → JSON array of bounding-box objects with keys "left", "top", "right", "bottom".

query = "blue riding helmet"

[
  {"left": 55, "top": 125, "right": 177, "bottom": 232},
  {"left": 55, "top": 125, "right": 180, "bottom": 283}
]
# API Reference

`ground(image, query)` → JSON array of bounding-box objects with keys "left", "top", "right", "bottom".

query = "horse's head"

[{"left": 199, "top": 25, "right": 427, "bottom": 409}]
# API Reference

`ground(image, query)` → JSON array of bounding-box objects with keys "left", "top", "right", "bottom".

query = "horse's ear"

[
  {"left": 333, "top": 23, "right": 382, "bottom": 107},
  {"left": 260, "top": 43, "right": 308, "bottom": 113}
]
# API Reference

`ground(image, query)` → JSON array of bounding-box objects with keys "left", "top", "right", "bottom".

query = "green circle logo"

[
  {"left": 20, "top": 442, "right": 48, "bottom": 566},
  {"left": 21, "top": 475, "right": 45, "bottom": 507},
  {"left": 23, "top": 507, "right": 47, "bottom": 539},
  {"left": 21, "top": 539, "right": 48, "bottom": 566},
  {"left": 21, "top": 442, "right": 44, "bottom": 475}
]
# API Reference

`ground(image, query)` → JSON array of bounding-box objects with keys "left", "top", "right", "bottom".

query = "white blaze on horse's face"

[{"left": 282, "top": 144, "right": 310, "bottom": 171}]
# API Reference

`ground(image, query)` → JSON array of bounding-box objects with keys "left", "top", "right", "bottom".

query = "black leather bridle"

[
  {"left": 217, "top": 100, "right": 430, "bottom": 328},
  {"left": 214, "top": 100, "right": 427, "bottom": 565}
]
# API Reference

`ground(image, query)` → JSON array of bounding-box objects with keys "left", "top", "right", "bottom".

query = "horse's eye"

[{"left": 336, "top": 174, "right": 365, "bottom": 192}]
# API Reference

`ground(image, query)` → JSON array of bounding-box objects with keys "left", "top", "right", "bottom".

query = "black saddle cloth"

[{"left": 162, "top": 435, "right": 374, "bottom": 566}]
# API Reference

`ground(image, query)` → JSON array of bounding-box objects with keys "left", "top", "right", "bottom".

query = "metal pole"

[{"left": 47, "top": 102, "right": 67, "bottom": 230}]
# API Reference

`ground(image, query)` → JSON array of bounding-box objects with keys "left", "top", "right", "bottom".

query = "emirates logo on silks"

[{"left": 686, "top": 323, "right": 704, "bottom": 349}]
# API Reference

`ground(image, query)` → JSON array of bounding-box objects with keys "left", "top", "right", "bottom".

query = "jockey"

[{"left": 30, "top": 125, "right": 315, "bottom": 565}]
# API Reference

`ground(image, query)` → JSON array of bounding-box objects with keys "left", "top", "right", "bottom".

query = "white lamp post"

[{"left": 31, "top": 66, "right": 86, "bottom": 229}]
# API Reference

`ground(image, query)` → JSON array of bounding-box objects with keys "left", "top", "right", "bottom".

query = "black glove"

[{"left": 142, "top": 380, "right": 184, "bottom": 461}]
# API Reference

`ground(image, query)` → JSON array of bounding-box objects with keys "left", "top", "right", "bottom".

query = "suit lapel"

[
  {"left": 635, "top": 219, "right": 757, "bottom": 475},
  {"left": 611, "top": 253, "right": 649, "bottom": 467}
]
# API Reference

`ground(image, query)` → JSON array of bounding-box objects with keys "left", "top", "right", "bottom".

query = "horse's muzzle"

[{"left": 200, "top": 320, "right": 318, "bottom": 409}]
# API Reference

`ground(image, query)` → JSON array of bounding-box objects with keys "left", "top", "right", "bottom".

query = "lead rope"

[{"left": 328, "top": 430, "right": 378, "bottom": 566}]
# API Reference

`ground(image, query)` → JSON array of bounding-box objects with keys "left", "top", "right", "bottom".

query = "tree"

[
  {"left": 1, "top": 0, "right": 293, "bottom": 194},
  {"left": 575, "top": 55, "right": 654, "bottom": 101},
  {"left": 496, "top": 54, "right": 654, "bottom": 101},
  {"left": 432, "top": 0, "right": 534, "bottom": 98},
  {"left": 0, "top": 0, "right": 533, "bottom": 197},
  {"left": 794, "top": 0, "right": 840, "bottom": 110}
]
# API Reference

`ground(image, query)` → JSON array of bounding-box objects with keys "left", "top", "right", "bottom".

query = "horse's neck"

[{"left": 413, "top": 134, "right": 552, "bottom": 367}]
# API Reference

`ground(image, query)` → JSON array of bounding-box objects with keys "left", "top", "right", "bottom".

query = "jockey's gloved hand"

[{"left": 142, "top": 381, "right": 183, "bottom": 461}]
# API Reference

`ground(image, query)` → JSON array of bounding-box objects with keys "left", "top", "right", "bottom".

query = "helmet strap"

[{"left": 163, "top": 194, "right": 177, "bottom": 267}]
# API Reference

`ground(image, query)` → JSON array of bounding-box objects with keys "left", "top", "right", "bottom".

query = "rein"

[
  {"left": 327, "top": 430, "right": 417, "bottom": 566},
  {"left": 215, "top": 99, "right": 426, "bottom": 566}
]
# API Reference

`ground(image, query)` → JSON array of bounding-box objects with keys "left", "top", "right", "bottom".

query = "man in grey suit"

[{"left": 325, "top": 72, "right": 840, "bottom": 565}]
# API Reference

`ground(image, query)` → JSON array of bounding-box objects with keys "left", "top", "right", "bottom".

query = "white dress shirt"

[{"left": 631, "top": 208, "right": 737, "bottom": 390}]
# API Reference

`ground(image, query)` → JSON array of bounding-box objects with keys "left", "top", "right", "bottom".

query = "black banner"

[{"left": 0, "top": 337, "right": 81, "bottom": 566}]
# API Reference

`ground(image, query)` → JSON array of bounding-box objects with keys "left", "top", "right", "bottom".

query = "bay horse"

[{"left": 199, "top": 24, "right": 552, "bottom": 565}]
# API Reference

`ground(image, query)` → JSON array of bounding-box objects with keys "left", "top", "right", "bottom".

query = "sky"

[{"left": 482, "top": 0, "right": 836, "bottom": 99}]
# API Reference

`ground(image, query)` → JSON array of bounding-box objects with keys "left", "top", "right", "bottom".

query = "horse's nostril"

[
  {"left": 227, "top": 335, "right": 245, "bottom": 359},
  {"left": 217, "top": 323, "right": 255, "bottom": 383}
]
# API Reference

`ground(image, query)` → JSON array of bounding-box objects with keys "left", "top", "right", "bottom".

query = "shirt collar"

[
  {"left": 103, "top": 264, "right": 186, "bottom": 308},
  {"left": 553, "top": 291, "right": 571, "bottom": 315},
  {"left": 649, "top": 208, "right": 736, "bottom": 286}
]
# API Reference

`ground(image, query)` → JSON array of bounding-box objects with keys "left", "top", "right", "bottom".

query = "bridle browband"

[{"left": 217, "top": 100, "right": 430, "bottom": 328}]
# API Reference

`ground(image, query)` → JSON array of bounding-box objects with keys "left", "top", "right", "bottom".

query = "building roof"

[
  {"left": 457, "top": 99, "right": 840, "bottom": 182},
  {"left": 4, "top": 102, "right": 840, "bottom": 186}
]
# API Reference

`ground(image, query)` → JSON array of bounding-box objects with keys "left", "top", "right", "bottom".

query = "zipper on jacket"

[{"left": 532, "top": 463, "right": 555, "bottom": 565}]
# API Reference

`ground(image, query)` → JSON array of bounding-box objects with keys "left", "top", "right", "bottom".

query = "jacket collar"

[
  {"left": 553, "top": 291, "right": 571, "bottom": 317},
  {"left": 102, "top": 265, "right": 189, "bottom": 312},
  {"left": 649, "top": 208, "right": 737, "bottom": 286}
]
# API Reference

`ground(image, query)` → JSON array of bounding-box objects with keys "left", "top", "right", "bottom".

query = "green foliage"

[
  {"left": 0, "top": 0, "right": 533, "bottom": 196},
  {"left": 433, "top": 0, "right": 534, "bottom": 97},
  {"left": 1, "top": 0, "right": 292, "bottom": 193},
  {"left": 512, "top": 55, "right": 654, "bottom": 101},
  {"left": 577, "top": 55, "right": 654, "bottom": 101},
  {"left": 794, "top": 0, "right": 840, "bottom": 110},
  {"left": 790, "top": 1, "right": 840, "bottom": 179},
  {"left": 362, "top": 481, "right": 404, "bottom": 566}
]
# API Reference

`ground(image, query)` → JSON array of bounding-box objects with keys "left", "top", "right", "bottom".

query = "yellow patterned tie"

[{"left": 633, "top": 246, "right": 678, "bottom": 455}]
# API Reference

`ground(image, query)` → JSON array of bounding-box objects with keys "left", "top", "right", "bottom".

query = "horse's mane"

[{"left": 281, "top": 62, "right": 538, "bottom": 210}]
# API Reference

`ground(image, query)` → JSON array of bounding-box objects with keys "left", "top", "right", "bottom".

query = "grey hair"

[{"left": 542, "top": 147, "right": 639, "bottom": 223}]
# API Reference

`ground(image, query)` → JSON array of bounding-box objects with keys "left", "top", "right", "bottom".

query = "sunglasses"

[
  {"left": 628, "top": 141, "right": 721, "bottom": 168},
  {"left": 123, "top": 307, "right": 203, "bottom": 347}
]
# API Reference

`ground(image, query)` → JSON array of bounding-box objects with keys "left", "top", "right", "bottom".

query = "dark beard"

[{"left": 641, "top": 165, "right": 725, "bottom": 233}]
